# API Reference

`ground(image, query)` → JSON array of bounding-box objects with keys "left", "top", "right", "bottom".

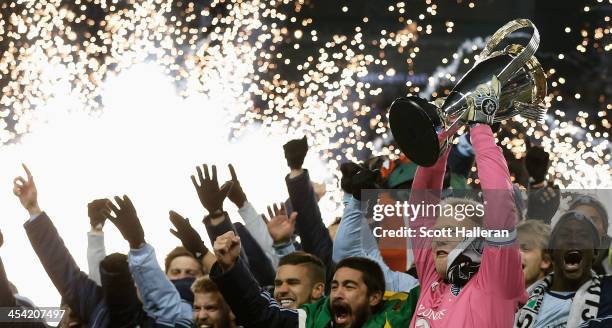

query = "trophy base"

[{"left": 388, "top": 97, "right": 441, "bottom": 167}]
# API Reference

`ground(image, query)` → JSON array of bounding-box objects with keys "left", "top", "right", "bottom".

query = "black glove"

[
  {"left": 526, "top": 185, "right": 560, "bottom": 224},
  {"left": 227, "top": 164, "right": 247, "bottom": 208},
  {"left": 88, "top": 198, "right": 109, "bottom": 229},
  {"left": 340, "top": 162, "right": 361, "bottom": 195},
  {"left": 191, "top": 164, "right": 233, "bottom": 215},
  {"left": 525, "top": 145, "right": 549, "bottom": 185},
  {"left": 283, "top": 136, "right": 308, "bottom": 170},
  {"left": 103, "top": 195, "right": 145, "bottom": 249},
  {"left": 169, "top": 210, "right": 209, "bottom": 260},
  {"left": 351, "top": 168, "right": 381, "bottom": 200}
]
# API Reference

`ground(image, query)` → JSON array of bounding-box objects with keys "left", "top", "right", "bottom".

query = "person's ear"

[
  {"left": 310, "top": 282, "right": 325, "bottom": 301},
  {"left": 540, "top": 251, "right": 552, "bottom": 273},
  {"left": 368, "top": 291, "right": 383, "bottom": 307}
]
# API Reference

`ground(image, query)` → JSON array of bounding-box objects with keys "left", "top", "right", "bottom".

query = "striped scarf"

[{"left": 515, "top": 272, "right": 601, "bottom": 328}]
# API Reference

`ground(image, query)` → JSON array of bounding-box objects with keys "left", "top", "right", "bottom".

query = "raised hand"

[
  {"left": 213, "top": 231, "right": 241, "bottom": 271},
  {"left": 283, "top": 136, "right": 308, "bottom": 170},
  {"left": 88, "top": 199, "right": 110, "bottom": 230},
  {"left": 226, "top": 164, "right": 247, "bottom": 208},
  {"left": 191, "top": 164, "right": 233, "bottom": 215},
  {"left": 102, "top": 195, "right": 145, "bottom": 249},
  {"left": 262, "top": 203, "right": 297, "bottom": 244},
  {"left": 351, "top": 167, "right": 381, "bottom": 200},
  {"left": 339, "top": 162, "right": 362, "bottom": 195},
  {"left": 525, "top": 145, "right": 550, "bottom": 186},
  {"left": 169, "top": 210, "right": 209, "bottom": 259},
  {"left": 13, "top": 164, "right": 41, "bottom": 216}
]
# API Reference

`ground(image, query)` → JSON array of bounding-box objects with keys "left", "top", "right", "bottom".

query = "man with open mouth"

[
  {"left": 515, "top": 211, "right": 612, "bottom": 328},
  {"left": 210, "top": 231, "right": 419, "bottom": 327}
]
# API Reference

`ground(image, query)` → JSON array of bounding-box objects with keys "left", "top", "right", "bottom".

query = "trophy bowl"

[{"left": 388, "top": 97, "right": 442, "bottom": 167}]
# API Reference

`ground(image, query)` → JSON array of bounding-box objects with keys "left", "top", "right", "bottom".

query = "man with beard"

[
  {"left": 515, "top": 211, "right": 612, "bottom": 327},
  {"left": 192, "top": 276, "right": 237, "bottom": 328},
  {"left": 210, "top": 231, "right": 419, "bottom": 328}
]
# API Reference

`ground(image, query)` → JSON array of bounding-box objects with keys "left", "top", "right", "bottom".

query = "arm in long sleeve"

[
  {"left": 470, "top": 124, "right": 524, "bottom": 299},
  {"left": 234, "top": 223, "right": 276, "bottom": 287},
  {"left": 127, "top": 243, "right": 192, "bottom": 327},
  {"left": 23, "top": 213, "right": 104, "bottom": 325},
  {"left": 333, "top": 193, "right": 419, "bottom": 292},
  {"left": 0, "top": 258, "right": 49, "bottom": 328},
  {"left": 87, "top": 231, "right": 106, "bottom": 286},
  {"left": 285, "top": 170, "right": 334, "bottom": 284},
  {"left": 203, "top": 212, "right": 250, "bottom": 269},
  {"left": 408, "top": 150, "right": 450, "bottom": 286},
  {"left": 239, "top": 201, "right": 279, "bottom": 268},
  {"left": 0, "top": 257, "right": 16, "bottom": 307},
  {"left": 210, "top": 259, "right": 302, "bottom": 328},
  {"left": 332, "top": 194, "right": 365, "bottom": 262}
]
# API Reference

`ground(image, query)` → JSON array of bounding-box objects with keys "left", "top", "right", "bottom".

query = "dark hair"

[
  {"left": 278, "top": 251, "right": 326, "bottom": 284},
  {"left": 164, "top": 246, "right": 204, "bottom": 274},
  {"left": 335, "top": 257, "right": 385, "bottom": 297}
]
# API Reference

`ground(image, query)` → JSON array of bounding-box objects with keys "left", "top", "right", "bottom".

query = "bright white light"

[{"left": 0, "top": 63, "right": 331, "bottom": 309}]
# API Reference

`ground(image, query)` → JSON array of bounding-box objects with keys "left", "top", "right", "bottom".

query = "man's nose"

[
  {"left": 196, "top": 308, "right": 208, "bottom": 320},
  {"left": 276, "top": 282, "right": 289, "bottom": 293}
]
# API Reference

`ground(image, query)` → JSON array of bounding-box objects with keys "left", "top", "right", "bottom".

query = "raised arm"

[
  {"left": 226, "top": 164, "right": 280, "bottom": 268},
  {"left": 169, "top": 210, "right": 216, "bottom": 272},
  {"left": 0, "top": 230, "right": 16, "bottom": 307},
  {"left": 408, "top": 150, "right": 450, "bottom": 286},
  {"left": 283, "top": 137, "right": 334, "bottom": 285},
  {"left": 0, "top": 230, "right": 49, "bottom": 328},
  {"left": 103, "top": 195, "right": 193, "bottom": 327},
  {"left": 210, "top": 231, "right": 301, "bottom": 328},
  {"left": 470, "top": 124, "right": 524, "bottom": 299},
  {"left": 14, "top": 164, "right": 104, "bottom": 324},
  {"left": 233, "top": 222, "right": 276, "bottom": 287},
  {"left": 87, "top": 199, "right": 109, "bottom": 286}
]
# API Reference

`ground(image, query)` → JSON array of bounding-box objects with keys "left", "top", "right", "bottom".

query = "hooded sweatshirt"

[{"left": 408, "top": 124, "right": 527, "bottom": 328}]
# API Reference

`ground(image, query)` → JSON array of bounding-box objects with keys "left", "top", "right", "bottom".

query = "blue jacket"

[
  {"left": 333, "top": 194, "right": 419, "bottom": 292},
  {"left": 128, "top": 243, "right": 193, "bottom": 327}
]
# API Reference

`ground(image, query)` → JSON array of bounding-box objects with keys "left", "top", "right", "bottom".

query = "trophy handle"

[{"left": 478, "top": 19, "right": 540, "bottom": 85}]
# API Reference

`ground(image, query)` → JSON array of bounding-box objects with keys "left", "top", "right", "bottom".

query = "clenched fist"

[{"left": 213, "top": 231, "right": 241, "bottom": 271}]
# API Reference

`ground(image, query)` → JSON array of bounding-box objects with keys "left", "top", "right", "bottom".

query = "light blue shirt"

[{"left": 533, "top": 291, "right": 574, "bottom": 328}]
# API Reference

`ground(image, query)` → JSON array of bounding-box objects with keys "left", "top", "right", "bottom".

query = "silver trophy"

[{"left": 388, "top": 19, "right": 547, "bottom": 167}]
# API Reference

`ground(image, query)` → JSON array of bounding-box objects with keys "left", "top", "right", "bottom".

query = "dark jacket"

[
  {"left": 211, "top": 259, "right": 419, "bottom": 328},
  {"left": 23, "top": 212, "right": 189, "bottom": 328},
  {"left": 234, "top": 222, "right": 276, "bottom": 287},
  {"left": 285, "top": 170, "right": 335, "bottom": 287},
  {"left": 0, "top": 256, "right": 47, "bottom": 328},
  {"left": 579, "top": 275, "right": 612, "bottom": 327},
  {"left": 211, "top": 259, "right": 300, "bottom": 328},
  {"left": 203, "top": 213, "right": 276, "bottom": 287}
]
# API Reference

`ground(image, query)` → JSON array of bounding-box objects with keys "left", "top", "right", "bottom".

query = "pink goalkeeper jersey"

[{"left": 409, "top": 125, "right": 527, "bottom": 328}]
